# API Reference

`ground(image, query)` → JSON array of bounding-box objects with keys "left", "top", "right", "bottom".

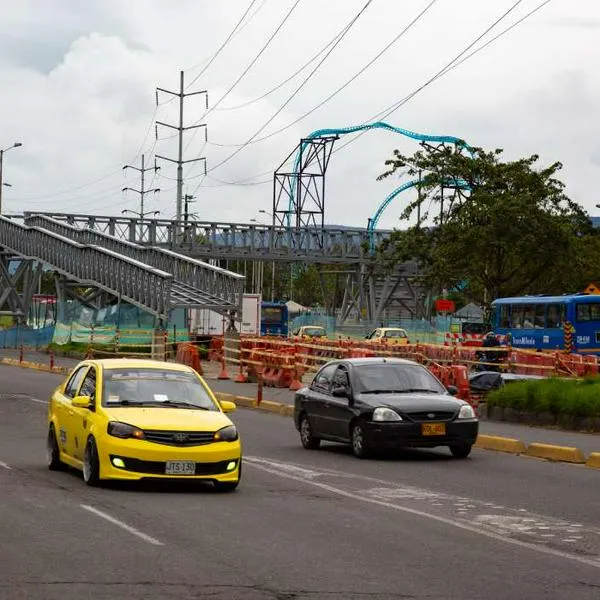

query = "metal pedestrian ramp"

[{"left": 0, "top": 215, "right": 244, "bottom": 320}]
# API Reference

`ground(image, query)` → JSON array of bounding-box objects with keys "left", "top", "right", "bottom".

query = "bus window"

[
  {"left": 522, "top": 307, "right": 535, "bottom": 329},
  {"left": 547, "top": 304, "right": 565, "bottom": 328},
  {"left": 500, "top": 305, "right": 510, "bottom": 328},
  {"left": 576, "top": 303, "right": 600, "bottom": 322},
  {"left": 511, "top": 305, "right": 525, "bottom": 328},
  {"left": 534, "top": 304, "right": 545, "bottom": 329}
]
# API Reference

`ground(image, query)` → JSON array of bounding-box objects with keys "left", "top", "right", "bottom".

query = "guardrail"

[
  {"left": 0, "top": 216, "right": 173, "bottom": 318},
  {"left": 21, "top": 211, "right": 392, "bottom": 263},
  {"left": 25, "top": 215, "right": 244, "bottom": 312}
]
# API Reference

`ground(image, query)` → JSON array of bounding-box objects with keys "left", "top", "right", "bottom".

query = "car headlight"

[
  {"left": 107, "top": 422, "right": 145, "bottom": 439},
  {"left": 457, "top": 404, "right": 476, "bottom": 420},
  {"left": 213, "top": 425, "right": 239, "bottom": 442},
  {"left": 372, "top": 407, "right": 402, "bottom": 422}
]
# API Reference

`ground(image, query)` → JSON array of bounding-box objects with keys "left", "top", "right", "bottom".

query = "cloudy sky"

[{"left": 0, "top": 0, "right": 597, "bottom": 230}]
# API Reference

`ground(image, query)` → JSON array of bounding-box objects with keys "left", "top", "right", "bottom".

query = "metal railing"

[
  {"left": 25, "top": 215, "right": 244, "bottom": 313},
  {"left": 0, "top": 216, "right": 173, "bottom": 318},
  {"left": 21, "top": 211, "right": 391, "bottom": 263}
]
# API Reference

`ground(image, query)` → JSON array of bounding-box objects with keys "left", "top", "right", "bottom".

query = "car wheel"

[
  {"left": 83, "top": 437, "right": 101, "bottom": 486},
  {"left": 450, "top": 443, "right": 472, "bottom": 459},
  {"left": 46, "top": 425, "right": 64, "bottom": 471},
  {"left": 214, "top": 460, "right": 242, "bottom": 493},
  {"left": 299, "top": 415, "right": 320, "bottom": 450},
  {"left": 351, "top": 422, "right": 371, "bottom": 459}
]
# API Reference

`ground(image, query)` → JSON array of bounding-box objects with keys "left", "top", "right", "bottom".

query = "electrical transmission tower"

[
  {"left": 155, "top": 71, "right": 208, "bottom": 225},
  {"left": 122, "top": 154, "right": 160, "bottom": 219}
]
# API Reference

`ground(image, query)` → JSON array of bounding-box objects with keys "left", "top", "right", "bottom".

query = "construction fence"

[{"left": 180, "top": 335, "right": 600, "bottom": 414}]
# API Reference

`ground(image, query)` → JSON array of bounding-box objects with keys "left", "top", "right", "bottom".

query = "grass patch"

[{"left": 487, "top": 377, "right": 600, "bottom": 419}]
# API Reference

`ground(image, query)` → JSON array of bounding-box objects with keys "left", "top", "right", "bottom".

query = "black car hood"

[{"left": 356, "top": 392, "right": 464, "bottom": 412}]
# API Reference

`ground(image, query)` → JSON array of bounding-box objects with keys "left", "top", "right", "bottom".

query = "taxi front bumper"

[{"left": 97, "top": 434, "right": 241, "bottom": 481}]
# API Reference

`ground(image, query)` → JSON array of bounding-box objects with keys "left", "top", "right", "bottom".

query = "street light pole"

[{"left": 0, "top": 142, "right": 23, "bottom": 215}]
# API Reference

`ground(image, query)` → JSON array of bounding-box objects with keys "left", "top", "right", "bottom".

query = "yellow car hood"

[{"left": 104, "top": 407, "right": 232, "bottom": 432}]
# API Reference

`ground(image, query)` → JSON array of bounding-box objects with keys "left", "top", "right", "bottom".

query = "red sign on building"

[{"left": 435, "top": 299, "right": 455, "bottom": 313}]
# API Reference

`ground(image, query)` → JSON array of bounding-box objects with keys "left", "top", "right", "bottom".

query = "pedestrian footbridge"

[{"left": 0, "top": 215, "right": 244, "bottom": 320}]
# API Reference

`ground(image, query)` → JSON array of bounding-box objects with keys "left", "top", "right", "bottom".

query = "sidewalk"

[{"left": 2, "top": 348, "right": 599, "bottom": 455}]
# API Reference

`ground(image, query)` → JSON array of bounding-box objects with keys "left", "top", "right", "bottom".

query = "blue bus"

[
  {"left": 261, "top": 302, "right": 289, "bottom": 336},
  {"left": 492, "top": 294, "right": 600, "bottom": 354}
]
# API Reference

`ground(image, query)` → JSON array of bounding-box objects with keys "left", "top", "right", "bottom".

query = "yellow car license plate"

[
  {"left": 165, "top": 460, "right": 196, "bottom": 475},
  {"left": 421, "top": 423, "right": 446, "bottom": 436}
]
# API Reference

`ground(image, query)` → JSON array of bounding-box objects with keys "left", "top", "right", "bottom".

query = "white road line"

[
  {"left": 245, "top": 459, "right": 600, "bottom": 570},
  {"left": 28, "top": 397, "right": 48, "bottom": 404},
  {"left": 0, "top": 461, "right": 12, "bottom": 470},
  {"left": 80, "top": 504, "right": 163, "bottom": 546}
]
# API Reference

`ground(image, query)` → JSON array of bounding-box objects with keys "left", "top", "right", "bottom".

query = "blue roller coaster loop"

[
  {"left": 286, "top": 121, "right": 473, "bottom": 227},
  {"left": 367, "top": 178, "right": 471, "bottom": 252}
]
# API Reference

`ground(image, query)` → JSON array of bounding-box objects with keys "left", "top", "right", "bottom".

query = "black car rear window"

[{"left": 355, "top": 364, "right": 446, "bottom": 394}]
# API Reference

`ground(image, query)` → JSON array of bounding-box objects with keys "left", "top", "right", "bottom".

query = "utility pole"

[
  {"left": 155, "top": 71, "right": 208, "bottom": 229},
  {"left": 122, "top": 154, "right": 160, "bottom": 219},
  {"left": 183, "top": 193, "right": 196, "bottom": 226}
]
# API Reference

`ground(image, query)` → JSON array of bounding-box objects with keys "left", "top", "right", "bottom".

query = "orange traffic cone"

[
  {"left": 234, "top": 362, "right": 248, "bottom": 383},
  {"left": 218, "top": 356, "right": 230, "bottom": 380},
  {"left": 289, "top": 366, "right": 303, "bottom": 391}
]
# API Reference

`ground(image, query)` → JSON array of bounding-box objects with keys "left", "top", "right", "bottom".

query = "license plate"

[
  {"left": 421, "top": 422, "right": 446, "bottom": 436},
  {"left": 165, "top": 460, "right": 196, "bottom": 475}
]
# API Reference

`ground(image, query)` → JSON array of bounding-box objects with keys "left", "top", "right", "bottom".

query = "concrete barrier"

[
  {"left": 526, "top": 442, "right": 586, "bottom": 464},
  {"left": 256, "top": 400, "right": 286, "bottom": 414},
  {"left": 586, "top": 452, "right": 600, "bottom": 469},
  {"left": 474, "top": 434, "right": 527, "bottom": 454},
  {"left": 234, "top": 395, "right": 258, "bottom": 409}
]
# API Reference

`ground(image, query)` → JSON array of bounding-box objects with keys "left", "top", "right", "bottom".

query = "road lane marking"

[
  {"left": 245, "top": 457, "right": 600, "bottom": 570},
  {"left": 80, "top": 504, "right": 164, "bottom": 546},
  {"left": 0, "top": 461, "right": 11, "bottom": 470},
  {"left": 0, "top": 393, "right": 47, "bottom": 404},
  {"left": 28, "top": 397, "right": 48, "bottom": 404}
]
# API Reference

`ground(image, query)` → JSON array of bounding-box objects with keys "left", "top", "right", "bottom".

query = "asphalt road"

[
  {"left": 3, "top": 349, "right": 599, "bottom": 454},
  {"left": 1, "top": 364, "right": 600, "bottom": 600}
]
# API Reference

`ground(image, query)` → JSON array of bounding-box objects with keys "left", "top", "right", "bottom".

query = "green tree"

[{"left": 377, "top": 145, "right": 597, "bottom": 304}]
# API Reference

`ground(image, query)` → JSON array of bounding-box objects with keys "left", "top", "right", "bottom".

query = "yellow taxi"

[
  {"left": 292, "top": 326, "right": 327, "bottom": 339},
  {"left": 46, "top": 358, "right": 242, "bottom": 491},
  {"left": 365, "top": 327, "right": 410, "bottom": 345}
]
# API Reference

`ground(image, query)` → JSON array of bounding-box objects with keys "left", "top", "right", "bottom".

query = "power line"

[
  {"left": 214, "top": 2, "right": 363, "bottom": 113},
  {"left": 194, "top": 0, "right": 377, "bottom": 188},
  {"left": 333, "top": 0, "right": 543, "bottom": 155},
  {"left": 181, "top": 0, "right": 304, "bottom": 162},
  {"left": 184, "top": 0, "right": 261, "bottom": 89},
  {"left": 197, "top": 0, "right": 550, "bottom": 191},
  {"left": 210, "top": 0, "right": 437, "bottom": 149}
]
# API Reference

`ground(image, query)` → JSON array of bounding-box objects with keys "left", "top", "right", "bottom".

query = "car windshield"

[
  {"left": 102, "top": 368, "right": 218, "bottom": 410},
  {"left": 356, "top": 363, "right": 446, "bottom": 394},
  {"left": 384, "top": 330, "right": 407, "bottom": 338},
  {"left": 304, "top": 327, "right": 325, "bottom": 336}
]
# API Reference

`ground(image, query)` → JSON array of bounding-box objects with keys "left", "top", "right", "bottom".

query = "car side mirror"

[
  {"left": 72, "top": 395, "right": 92, "bottom": 409},
  {"left": 331, "top": 386, "right": 349, "bottom": 398},
  {"left": 220, "top": 400, "right": 237, "bottom": 413},
  {"left": 446, "top": 385, "right": 458, "bottom": 396}
]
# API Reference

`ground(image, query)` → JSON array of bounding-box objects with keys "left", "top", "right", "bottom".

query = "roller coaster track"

[{"left": 287, "top": 120, "right": 472, "bottom": 227}]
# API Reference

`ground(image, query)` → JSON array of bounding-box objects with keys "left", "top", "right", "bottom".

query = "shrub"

[{"left": 487, "top": 377, "right": 600, "bottom": 419}]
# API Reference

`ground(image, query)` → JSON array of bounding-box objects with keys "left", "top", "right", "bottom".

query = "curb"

[
  {"left": 586, "top": 452, "right": 600, "bottom": 469},
  {"left": 474, "top": 435, "right": 527, "bottom": 455},
  {"left": 0, "top": 357, "right": 69, "bottom": 375},
  {"left": 526, "top": 442, "right": 586, "bottom": 464},
  {"left": 3, "top": 359, "right": 598, "bottom": 470}
]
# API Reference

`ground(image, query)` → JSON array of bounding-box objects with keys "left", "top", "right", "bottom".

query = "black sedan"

[{"left": 294, "top": 357, "right": 478, "bottom": 459}]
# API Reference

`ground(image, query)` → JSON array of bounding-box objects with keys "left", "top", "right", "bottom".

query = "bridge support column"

[{"left": 0, "top": 255, "right": 35, "bottom": 324}]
